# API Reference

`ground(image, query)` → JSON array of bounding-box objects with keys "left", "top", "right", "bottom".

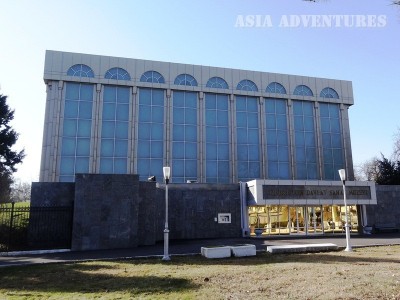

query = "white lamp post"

[
  {"left": 338, "top": 169, "right": 352, "bottom": 252},
  {"left": 162, "top": 166, "right": 171, "bottom": 261}
]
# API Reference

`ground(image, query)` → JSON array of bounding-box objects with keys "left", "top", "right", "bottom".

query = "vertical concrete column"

[
  {"left": 40, "top": 80, "right": 61, "bottom": 181},
  {"left": 230, "top": 94, "right": 236, "bottom": 183},
  {"left": 287, "top": 99, "right": 295, "bottom": 179},
  {"left": 259, "top": 96, "right": 266, "bottom": 179},
  {"left": 52, "top": 81, "right": 64, "bottom": 181},
  {"left": 314, "top": 102, "right": 323, "bottom": 179},
  {"left": 199, "top": 91, "right": 204, "bottom": 182},
  {"left": 165, "top": 89, "right": 171, "bottom": 168},
  {"left": 91, "top": 83, "right": 102, "bottom": 173},
  {"left": 131, "top": 86, "right": 138, "bottom": 174},
  {"left": 340, "top": 103, "right": 354, "bottom": 180}
]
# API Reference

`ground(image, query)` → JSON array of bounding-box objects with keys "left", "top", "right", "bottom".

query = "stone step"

[{"left": 266, "top": 243, "right": 339, "bottom": 254}]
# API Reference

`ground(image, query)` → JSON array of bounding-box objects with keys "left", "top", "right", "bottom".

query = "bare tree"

[
  {"left": 354, "top": 157, "right": 380, "bottom": 181},
  {"left": 393, "top": 127, "right": 400, "bottom": 161},
  {"left": 10, "top": 180, "right": 31, "bottom": 202}
]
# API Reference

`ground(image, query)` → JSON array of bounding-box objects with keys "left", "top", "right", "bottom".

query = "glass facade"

[
  {"left": 293, "top": 101, "right": 318, "bottom": 179},
  {"left": 43, "top": 56, "right": 353, "bottom": 185},
  {"left": 60, "top": 82, "right": 94, "bottom": 182},
  {"left": 172, "top": 91, "right": 198, "bottom": 183},
  {"left": 236, "top": 96, "right": 260, "bottom": 181},
  {"left": 265, "top": 98, "right": 290, "bottom": 179},
  {"left": 137, "top": 88, "right": 165, "bottom": 182},
  {"left": 204, "top": 93, "right": 230, "bottom": 183},
  {"left": 99, "top": 86, "right": 130, "bottom": 174}
]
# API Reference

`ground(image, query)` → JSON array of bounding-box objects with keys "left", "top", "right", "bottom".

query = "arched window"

[
  {"left": 206, "top": 77, "right": 229, "bottom": 89},
  {"left": 293, "top": 85, "right": 313, "bottom": 96},
  {"left": 174, "top": 74, "right": 198, "bottom": 86},
  {"left": 105, "top": 67, "right": 131, "bottom": 80},
  {"left": 140, "top": 71, "right": 165, "bottom": 83},
  {"left": 236, "top": 79, "right": 258, "bottom": 92},
  {"left": 266, "top": 82, "right": 286, "bottom": 94},
  {"left": 320, "top": 87, "right": 339, "bottom": 99},
  {"left": 67, "top": 64, "right": 94, "bottom": 78}
]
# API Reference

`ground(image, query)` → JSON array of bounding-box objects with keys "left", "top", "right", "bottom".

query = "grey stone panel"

[
  {"left": 156, "top": 184, "right": 242, "bottom": 241},
  {"left": 71, "top": 174, "right": 140, "bottom": 251},
  {"left": 366, "top": 185, "right": 400, "bottom": 227},
  {"left": 138, "top": 181, "right": 157, "bottom": 246},
  {"left": 30, "top": 182, "right": 75, "bottom": 207}
]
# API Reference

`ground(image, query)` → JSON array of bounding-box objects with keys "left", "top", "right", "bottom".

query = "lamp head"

[
  {"left": 163, "top": 166, "right": 171, "bottom": 184},
  {"left": 338, "top": 169, "right": 346, "bottom": 182}
]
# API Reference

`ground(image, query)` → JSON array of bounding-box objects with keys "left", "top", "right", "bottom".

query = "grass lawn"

[{"left": 1, "top": 245, "right": 400, "bottom": 299}]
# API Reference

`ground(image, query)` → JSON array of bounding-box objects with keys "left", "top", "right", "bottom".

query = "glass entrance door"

[
  {"left": 289, "top": 206, "right": 306, "bottom": 234},
  {"left": 307, "top": 206, "right": 323, "bottom": 234},
  {"left": 289, "top": 206, "right": 324, "bottom": 235}
]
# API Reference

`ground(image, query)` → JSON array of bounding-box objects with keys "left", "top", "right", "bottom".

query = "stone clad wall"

[
  {"left": 30, "top": 182, "right": 75, "bottom": 207},
  {"left": 72, "top": 174, "right": 141, "bottom": 251},
  {"left": 366, "top": 185, "right": 400, "bottom": 228},
  {"left": 157, "top": 184, "right": 242, "bottom": 241}
]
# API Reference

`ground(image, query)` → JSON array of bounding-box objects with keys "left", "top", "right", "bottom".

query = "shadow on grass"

[
  {"left": 0, "top": 263, "right": 199, "bottom": 296},
  {"left": 113, "top": 248, "right": 400, "bottom": 266}
]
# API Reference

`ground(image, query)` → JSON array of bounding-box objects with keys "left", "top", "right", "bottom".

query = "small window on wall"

[
  {"left": 237, "top": 80, "right": 258, "bottom": 92},
  {"left": 266, "top": 82, "right": 286, "bottom": 94},
  {"left": 67, "top": 64, "right": 94, "bottom": 78},
  {"left": 206, "top": 77, "right": 229, "bottom": 89},
  {"left": 140, "top": 71, "right": 165, "bottom": 83},
  {"left": 105, "top": 68, "right": 131, "bottom": 80},
  {"left": 293, "top": 85, "right": 313, "bottom": 96},
  {"left": 320, "top": 87, "right": 339, "bottom": 99},
  {"left": 174, "top": 74, "right": 198, "bottom": 86}
]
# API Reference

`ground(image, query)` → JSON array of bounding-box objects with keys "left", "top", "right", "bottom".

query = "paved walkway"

[{"left": 1, "top": 233, "right": 400, "bottom": 268}]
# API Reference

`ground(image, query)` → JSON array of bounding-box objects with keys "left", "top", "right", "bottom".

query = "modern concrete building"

[{"left": 39, "top": 50, "right": 376, "bottom": 237}]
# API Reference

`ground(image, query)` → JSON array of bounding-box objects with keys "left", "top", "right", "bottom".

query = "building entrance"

[{"left": 249, "top": 204, "right": 358, "bottom": 236}]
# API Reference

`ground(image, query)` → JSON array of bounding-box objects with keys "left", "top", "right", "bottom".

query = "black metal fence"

[{"left": 0, "top": 203, "right": 73, "bottom": 252}]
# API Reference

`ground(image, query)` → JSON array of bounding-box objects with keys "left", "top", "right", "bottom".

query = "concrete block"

[
  {"left": 230, "top": 244, "right": 256, "bottom": 257},
  {"left": 266, "top": 243, "right": 338, "bottom": 254},
  {"left": 201, "top": 246, "right": 231, "bottom": 258}
]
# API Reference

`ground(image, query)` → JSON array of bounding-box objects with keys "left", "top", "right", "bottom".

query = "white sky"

[{"left": 0, "top": 0, "right": 399, "bottom": 182}]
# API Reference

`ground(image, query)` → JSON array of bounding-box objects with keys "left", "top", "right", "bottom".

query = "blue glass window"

[
  {"left": 236, "top": 96, "right": 260, "bottom": 181},
  {"left": 99, "top": 86, "right": 130, "bottom": 174},
  {"left": 205, "top": 93, "right": 230, "bottom": 183},
  {"left": 320, "top": 87, "right": 339, "bottom": 99},
  {"left": 266, "top": 82, "right": 286, "bottom": 94},
  {"left": 67, "top": 64, "right": 94, "bottom": 78},
  {"left": 265, "top": 98, "right": 290, "bottom": 179},
  {"left": 293, "top": 101, "right": 317, "bottom": 179},
  {"left": 293, "top": 85, "right": 313, "bottom": 96},
  {"left": 60, "top": 83, "right": 93, "bottom": 182},
  {"left": 137, "top": 88, "right": 165, "bottom": 181},
  {"left": 172, "top": 91, "right": 198, "bottom": 183},
  {"left": 206, "top": 77, "right": 229, "bottom": 89},
  {"left": 140, "top": 71, "right": 165, "bottom": 83},
  {"left": 236, "top": 80, "right": 258, "bottom": 92},
  {"left": 105, "top": 68, "right": 131, "bottom": 80},
  {"left": 174, "top": 74, "right": 198, "bottom": 86},
  {"left": 320, "top": 103, "right": 343, "bottom": 180}
]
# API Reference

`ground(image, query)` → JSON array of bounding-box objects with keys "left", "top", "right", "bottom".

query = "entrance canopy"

[{"left": 246, "top": 180, "right": 377, "bottom": 206}]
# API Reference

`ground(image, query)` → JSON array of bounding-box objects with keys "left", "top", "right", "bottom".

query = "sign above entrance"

[
  {"left": 246, "top": 179, "right": 377, "bottom": 206},
  {"left": 263, "top": 185, "right": 371, "bottom": 200}
]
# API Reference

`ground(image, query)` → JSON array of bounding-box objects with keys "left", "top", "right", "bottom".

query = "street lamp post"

[
  {"left": 162, "top": 166, "right": 171, "bottom": 261},
  {"left": 338, "top": 169, "right": 352, "bottom": 252}
]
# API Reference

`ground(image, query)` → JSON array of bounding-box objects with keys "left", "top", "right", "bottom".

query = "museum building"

[{"left": 39, "top": 50, "right": 376, "bottom": 237}]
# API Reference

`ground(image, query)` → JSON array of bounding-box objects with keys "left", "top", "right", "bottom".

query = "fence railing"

[{"left": 0, "top": 203, "right": 73, "bottom": 252}]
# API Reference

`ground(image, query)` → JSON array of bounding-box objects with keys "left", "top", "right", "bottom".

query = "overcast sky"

[{"left": 1, "top": 0, "right": 399, "bottom": 182}]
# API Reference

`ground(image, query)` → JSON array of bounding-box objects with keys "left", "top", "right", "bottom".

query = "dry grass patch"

[{"left": 1, "top": 245, "right": 400, "bottom": 299}]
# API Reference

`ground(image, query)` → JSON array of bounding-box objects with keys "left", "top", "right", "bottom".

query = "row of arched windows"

[{"left": 67, "top": 64, "right": 340, "bottom": 99}]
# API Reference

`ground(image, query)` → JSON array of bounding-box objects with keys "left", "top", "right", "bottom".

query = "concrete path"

[{"left": 1, "top": 233, "right": 400, "bottom": 268}]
